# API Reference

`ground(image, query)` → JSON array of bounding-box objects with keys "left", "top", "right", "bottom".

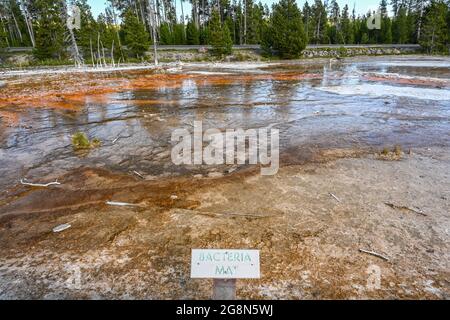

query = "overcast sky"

[{"left": 87, "top": 0, "right": 389, "bottom": 18}]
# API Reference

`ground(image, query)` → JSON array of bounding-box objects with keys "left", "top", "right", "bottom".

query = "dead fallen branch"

[
  {"left": 20, "top": 179, "right": 61, "bottom": 187},
  {"left": 384, "top": 202, "right": 427, "bottom": 216},
  {"left": 329, "top": 193, "right": 341, "bottom": 202},
  {"left": 53, "top": 223, "right": 71, "bottom": 233},
  {"left": 112, "top": 134, "right": 123, "bottom": 144},
  {"left": 359, "top": 249, "right": 389, "bottom": 261},
  {"left": 133, "top": 171, "right": 145, "bottom": 179},
  {"left": 106, "top": 201, "right": 141, "bottom": 207}
]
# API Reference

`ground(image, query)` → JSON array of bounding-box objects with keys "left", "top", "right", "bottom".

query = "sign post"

[
  {"left": 212, "top": 279, "right": 237, "bottom": 300},
  {"left": 191, "top": 249, "right": 261, "bottom": 300}
]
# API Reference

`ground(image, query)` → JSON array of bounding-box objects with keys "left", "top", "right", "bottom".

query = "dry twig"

[
  {"left": 20, "top": 179, "right": 61, "bottom": 187},
  {"left": 359, "top": 249, "right": 389, "bottom": 261},
  {"left": 384, "top": 202, "right": 427, "bottom": 216},
  {"left": 329, "top": 193, "right": 341, "bottom": 202}
]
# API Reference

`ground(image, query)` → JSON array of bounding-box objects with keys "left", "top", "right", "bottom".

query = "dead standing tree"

[
  {"left": 65, "top": 3, "right": 84, "bottom": 67},
  {"left": 20, "top": 0, "right": 35, "bottom": 47},
  {"left": 147, "top": 0, "right": 159, "bottom": 65}
]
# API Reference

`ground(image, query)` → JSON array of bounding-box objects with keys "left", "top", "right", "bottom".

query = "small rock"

[{"left": 0, "top": 81, "right": 6, "bottom": 88}]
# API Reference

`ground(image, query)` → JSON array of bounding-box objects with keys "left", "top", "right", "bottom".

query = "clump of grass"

[
  {"left": 71, "top": 132, "right": 101, "bottom": 150},
  {"left": 379, "top": 145, "right": 403, "bottom": 161},
  {"left": 72, "top": 132, "right": 90, "bottom": 150},
  {"left": 381, "top": 147, "right": 390, "bottom": 156},
  {"left": 91, "top": 138, "right": 102, "bottom": 148},
  {"left": 394, "top": 145, "right": 403, "bottom": 156}
]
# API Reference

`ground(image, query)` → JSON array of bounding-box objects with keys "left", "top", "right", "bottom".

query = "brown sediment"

[
  {"left": 0, "top": 148, "right": 448, "bottom": 299},
  {"left": 0, "top": 110, "right": 19, "bottom": 126},
  {"left": 0, "top": 147, "right": 386, "bottom": 230},
  {"left": 0, "top": 146, "right": 380, "bottom": 225}
]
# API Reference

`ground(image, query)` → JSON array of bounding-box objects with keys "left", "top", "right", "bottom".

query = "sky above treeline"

[{"left": 87, "top": 0, "right": 391, "bottom": 18}]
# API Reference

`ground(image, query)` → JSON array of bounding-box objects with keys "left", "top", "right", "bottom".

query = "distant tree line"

[{"left": 0, "top": 0, "right": 449, "bottom": 62}]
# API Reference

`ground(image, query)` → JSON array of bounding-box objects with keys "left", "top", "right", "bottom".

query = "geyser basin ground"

[{"left": 0, "top": 55, "right": 449, "bottom": 299}]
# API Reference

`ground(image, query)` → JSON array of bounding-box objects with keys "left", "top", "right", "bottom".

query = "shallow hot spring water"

[{"left": 0, "top": 56, "right": 449, "bottom": 190}]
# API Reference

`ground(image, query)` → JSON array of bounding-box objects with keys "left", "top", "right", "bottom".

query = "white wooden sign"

[{"left": 191, "top": 249, "right": 260, "bottom": 279}]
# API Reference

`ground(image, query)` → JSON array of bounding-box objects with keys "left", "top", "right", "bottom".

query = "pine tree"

[
  {"left": 361, "top": 32, "right": 370, "bottom": 44},
  {"left": 380, "top": 0, "right": 392, "bottom": 43},
  {"left": 382, "top": 17, "right": 393, "bottom": 43},
  {"left": 328, "top": 0, "right": 344, "bottom": 44},
  {"left": 357, "top": 14, "right": 370, "bottom": 44},
  {"left": 245, "top": 1, "right": 264, "bottom": 44},
  {"left": 186, "top": 19, "right": 200, "bottom": 45},
  {"left": 209, "top": 9, "right": 232, "bottom": 56},
  {"left": 199, "top": 26, "right": 209, "bottom": 45},
  {"left": 393, "top": 6, "right": 409, "bottom": 43},
  {"left": 0, "top": 15, "right": 8, "bottom": 47},
  {"left": 33, "top": 0, "right": 67, "bottom": 60},
  {"left": 122, "top": 9, "right": 150, "bottom": 58},
  {"left": 447, "top": 2, "right": 450, "bottom": 43},
  {"left": 420, "top": 0, "right": 449, "bottom": 53},
  {"left": 159, "top": 22, "right": 173, "bottom": 45},
  {"left": 311, "top": 0, "right": 328, "bottom": 44},
  {"left": 303, "top": 1, "right": 313, "bottom": 42},
  {"left": 244, "top": 0, "right": 264, "bottom": 44},
  {"left": 341, "top": 4, "right": 354, "bottom": 44},
  {"left": 262, "top": 0, "right": 307, "bottom": 58},
  {"left": 173, "top": 23, "right": 186, "bottom": 45}
]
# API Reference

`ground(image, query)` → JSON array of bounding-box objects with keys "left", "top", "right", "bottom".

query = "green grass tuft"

[{"left": 72, "top": 132, "right": 101, "bottom": 150}]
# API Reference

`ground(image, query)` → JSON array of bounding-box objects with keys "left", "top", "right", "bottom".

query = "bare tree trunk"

[
  {"left": 11, "top": 11, "right": 23, "bottom": 43},
  {"left": 416, "top": 2, "right": 424, "bottom": 42},
  {"left": 65, "top": 4, "right": 83, "bottom": 67},
  {"left": 180, "top": 0, "right": 185, "bottom": 38},
  {"left": 111, "top": 40, "right": 115, "bottom": 67},
  {"left": 68, "top": 26, "right": 83, "bottom": 67},
  {"left": 243, "top": 0, "right": 247, "bottom": 44},
  {"left": 101, "top": 41, "right": 107, "bottom": 66},
  {"left": 201, "top": 0, "right": 205, "bottom": 28},
  {"left": 134, "top": 1, "right": 140, "bottom": 21},
  {"left": 156, "top": 0, "right": 162, "bottom": 26},
  {"left": 110, "top": 0, "right": 124, "bottom": 62},
  {"left": 431, "top": 27, "right": 435, "bottom": 54},
  {"left": 193, "top": 0, "right": 199, "bottom": 28},
  {"left": 139, "top": 0, "right": 146, "bottom": 28},
  {"left": 147, "top": 0, "right": 159, "bottom": 65},
  {"left": 90, "top": 38, "right": 95, "bottom": 67},
  {"left": 97, "top": 32, "right": 102, "bottom": 68},
  {"left": 316, "top": 15, "right": 321, "bottom": 44},
  {"left": 239, "top": 0, "right": 243, "bottom": 45},
  {"left": 21, "top": 2, "right": 35, "bottom": 47}
]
